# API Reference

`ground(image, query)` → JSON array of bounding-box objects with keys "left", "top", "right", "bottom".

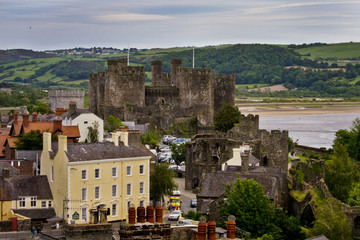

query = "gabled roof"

[
  {"left": 53, "top": 126, "right": 80, "bottom": 138},
  {"left": 50, "top": 142, "right": 149, "bottom": 162},
  {"left": 0, "top": 128, "right": 10, "bottom": 136},
  {"left": 61, "top": 108, "right": 94, "bottom": 119},
  {"left": 10, "top": 121, "right": 22, "bottom": 136},
  {"left": 5, "top": 137, "right": 18, "bottom": 149},
  {"left": 0, "top": 175, "right": 53, "bottom": 200},
  {"left": 13, "top": 208, "right": 56, "bottom": 220},
  {"left": 22, "top": 122, "right": 53, "bottom": 135},
  {"left": 0, "top": 135, "right": 10, "bottom": 157}
]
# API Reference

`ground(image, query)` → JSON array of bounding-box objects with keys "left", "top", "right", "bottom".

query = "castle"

[
  {"left": 48, "top": 90, "right": 85, "bottom": 111},
  {"left": 88, "top": 59, "right": 235, "bottom": 129}
]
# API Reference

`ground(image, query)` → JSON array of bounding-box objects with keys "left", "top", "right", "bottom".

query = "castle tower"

[
  {"left": 151, "top": 61, "right": 163, "bottom": 86},
  {"left": 48, "top": 90, "right": 85, "bottom": 111}
]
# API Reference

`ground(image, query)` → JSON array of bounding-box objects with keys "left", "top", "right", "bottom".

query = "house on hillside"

[
  {"left": 0, "top": 169, "right": 55, "bottom": 222},
  {"left": 61, "top": 102, "right": 104, "bottom": 142},
  {"left": 40, "top": 131, "right": 151, "bottom": 224}
]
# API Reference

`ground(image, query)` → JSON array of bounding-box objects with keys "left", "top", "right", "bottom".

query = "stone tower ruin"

[
  {"left": 48, "top": 90, "right": 85, "bottom": 111},
  {"left": 89, "top": 58, "right": 235, "bottom": 129}
]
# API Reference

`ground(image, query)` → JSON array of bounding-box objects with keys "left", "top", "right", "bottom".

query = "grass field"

[{"left": 295, "top": 42, "right": 360, "bottom": 60}]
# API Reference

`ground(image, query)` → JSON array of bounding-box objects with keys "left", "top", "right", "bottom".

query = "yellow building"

[
  {"left": 0, "top": 169, "right": 54, "bottom": 221},
  {"left": 40, "top": 131, "right": 151, "bottom": 224}
]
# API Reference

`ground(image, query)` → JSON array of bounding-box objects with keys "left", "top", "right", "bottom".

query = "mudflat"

[{"left": 237, "top": 102, "right": 360, "bottom": 117}]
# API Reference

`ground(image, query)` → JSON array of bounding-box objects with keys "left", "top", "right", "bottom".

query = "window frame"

[
  {"left": 139, "top": 164, "right": 145, "bottom": 175},
  {"left": 81, "top": 207, "right": 87, "bottom": 222},
  {"left": 81, "top": 169, "right": 87, "bottom": 181},
  {"left": 81, "top": 187, "right": 87, "bottom": 202},
  {"left": 30, "top": 197, "right": 37, "bottom": 207},
  {"left": 126, "top": 183, "right": 132, "bottom": 196},
  {"left": 94, "top": 168, "right": 101, "bottom": 179},
  {"left": 112, "top": 203, "right": 117, "bottom": 217},
  {"left": 94, "top": 186, "right": 100, "bottom": 200},
  {"left": 41, "top": 201, "right": 46, "bottom": 208},
  {"left": 19, "top": 197, "right": 25, "bottom": 208},
  {"left": 112, "top": 184, "right": 117, "bottom": 198},
  {"left": 126, "top": 165, "right": 132, "bottom": 176},
  {"left": 139, "top": 182, "right": 144, "bottom": 195},
  {"left": 112, "top": 166, "right": 117, "bottom": 178}
]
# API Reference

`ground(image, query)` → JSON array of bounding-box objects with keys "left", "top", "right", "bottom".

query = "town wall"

[{"left": 48, "top": 90, "right": 85, "bottom": 111}]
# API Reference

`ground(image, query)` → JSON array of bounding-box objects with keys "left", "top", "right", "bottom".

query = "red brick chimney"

[
  {"left": 55, "top": 108, "right": 67, "bottom": 116},
  {"left": 14, "top": 113, "right": 18, "bottom": 124},
  {"left": 53, "top": 118, "right": 62, "bottom": 131},
  {"left": 23, "top": 113, "right": 29, "bottom": 127},
  {"left": 32, "top": 112, "right": 38, "bottom": 122}
]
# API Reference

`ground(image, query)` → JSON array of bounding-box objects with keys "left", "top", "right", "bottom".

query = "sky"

[{"left": 1, "top": 0, "right": 360, "bottom": 51}]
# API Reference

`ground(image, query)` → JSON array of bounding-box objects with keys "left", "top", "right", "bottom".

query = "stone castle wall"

[
  {"left": 48, "top": 90, "right": 85, "bottom": 111},
  {"left": 89, "top": 58, "right": 235, "bottom": 129}
]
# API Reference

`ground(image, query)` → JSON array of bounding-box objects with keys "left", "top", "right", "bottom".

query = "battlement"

[
  {"left": 145, "top": 86, "right": 179, "bottom": 97},
  {"left": 259, "top": 129, "right": 289, "bottom": 140},
  {"left": 48, "top": 89, "right": 85, "bottom": 98}
]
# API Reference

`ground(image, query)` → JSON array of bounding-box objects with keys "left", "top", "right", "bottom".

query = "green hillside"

[
  {"left": 294, "top": 42, "right": 360, "bottom": 60},
  {"left": 1, "top": 42, "right": 360, "bottom": 98}
]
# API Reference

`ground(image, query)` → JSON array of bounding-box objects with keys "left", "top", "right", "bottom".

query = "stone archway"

[
  {"left": 300, "top": 204, "right": 315, "bottom": 228},
  {"left": 263, "top": 156, "right": 268, "bottom": 166}
]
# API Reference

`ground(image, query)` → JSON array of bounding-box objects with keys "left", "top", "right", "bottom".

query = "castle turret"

[
  {"left": 151, "top": 61, "right": 162, "bottom": 86},
  {"left": 171, "top": 59, "right": 182, "bottom": 76}
]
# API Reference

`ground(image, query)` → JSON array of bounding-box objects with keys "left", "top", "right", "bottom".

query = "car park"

[
  {"left": 168, "top": 210, "right": 182, "bottom": 221},
  {"left": 190, "top": 198, "right": 197, "bottom": 208}
]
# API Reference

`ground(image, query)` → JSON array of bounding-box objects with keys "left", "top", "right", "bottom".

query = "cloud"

[{"left": 96, "top": 13, "right": 173, "bottom": 22}]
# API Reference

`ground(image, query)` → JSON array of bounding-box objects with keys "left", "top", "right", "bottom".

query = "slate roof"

[
  {"left": 61, "top": 108, "right": 93, "bottom": 119},
  {"left": 13, "top": 208, "right": 56, "bottom": 220},
  {"left": 0, "top": 162, "right": 19, "bottom": 176},
  {"left": 198, "top": 167, "right": 284, "bottom": 200},
  {"left": 16, "top": 150, "right": 42, "bottom": 161},
  {"left": 0, "top": 175, "right": 53, "bottom": 200},
  {"left": 50, "top": 142, "right": 149, "bottom": 162}
]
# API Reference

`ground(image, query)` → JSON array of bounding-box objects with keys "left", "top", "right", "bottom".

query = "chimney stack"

[
  {"left": 53, "top": 118, "right": 62, "bottom": 131},
  {"left": 68, "top": 102, "right": 76, "bottom": 116},
  {"left": 32, "top": 112, "right": 38, "bottom": 122},
  {"left": 23, "top": 113, "right": 29, "bottom": 127},
  {"left": 58, "top": 135, "right": 68, "bottom": 152},
  {"left": 13, "top": 113, "right": 18, "bottom": 124},
  {"left": 120, "top": 131, "right": 129, "bottom": 147},
  {"left": 43, "top": 132, "right": 52, "bottom": 153},
  {"left": 112, "top": 132, "right": 119, "bottom": 146},
  {"left": 2, "top": 168, "right": 10, "bottom": 179}
]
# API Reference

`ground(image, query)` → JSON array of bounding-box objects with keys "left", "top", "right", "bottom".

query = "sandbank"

[{"left": 237, "top": 103, "right": 360, "bottom": 117}]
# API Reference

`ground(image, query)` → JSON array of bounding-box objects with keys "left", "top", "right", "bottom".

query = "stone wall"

[
  {"left": 119, "top": 223, "right": 172, "bottom": 240},
  {"left": 0, "top": 219, "right": 30, "bottom": 232},
  {"left": 89, "top": 58, "right": 235, "bottom": 129},
  {"left": 64, "top": 223, "right": 112, "bottom": 240},
  {"left": 48, "top": 90, "right": 85, "bottom": 111}
]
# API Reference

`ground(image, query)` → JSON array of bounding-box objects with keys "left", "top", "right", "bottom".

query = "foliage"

[
  {"left": 214, "top": 103, "right": 240, "bottom": 132},
  {"left": 0, "top": 86, "right": 47, "bottom": 107},
  {"left": 170, "top": 143, "right": 186, "bottom": 166},
  {"left": 15, "top": 130, "right": 43, "bottom": 150},
  {"left": 27, "top": 103, "right": 53, "bottom": 114},
  {"left": 333, "top": 118, "right": 360, "bottom": 161},
  {"left": 348, "top": 181, "right": 360, "bottom": 206},
  {"left": 288, "top": 137, "right": 295, "bottom": 152},
  {"left": 325, "top": 143, "right": 360, "bottom": 203},
  {"left": 140, "top": 129, "right": 161, "bottom": 149},
  {"left": 150, "top": 163, "right": 177, "bottom": 206},
  {"left": 220, "top": 178, "right": 304, "bottom": 239},
  {"left": 104, "top": 115, "right": 124, "bottom": 133},
  {"left": 86, "top": 121, "right": 99, "bottom": 143},
  {"left": 308, "top": 198, "right": 352, "bottom": 240},
  {"left": 184, "top": 210, "right": 203, "bottom": 221}
]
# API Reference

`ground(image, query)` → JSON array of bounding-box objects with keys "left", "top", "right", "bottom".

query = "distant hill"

[
  {"left": 0, "top": 43, "right": 360, "bottom": 97},
  {"left": 0, "top": 49, "right": 52, "bottom": 64}
]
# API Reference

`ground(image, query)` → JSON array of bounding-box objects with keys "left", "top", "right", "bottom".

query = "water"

[{"left": 259, "top": 113, "right": 360, "bottom": 149}]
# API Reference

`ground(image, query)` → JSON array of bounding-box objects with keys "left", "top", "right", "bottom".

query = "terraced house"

[{"left": 40, "top": 131, "right": 151, "bottom": 224}]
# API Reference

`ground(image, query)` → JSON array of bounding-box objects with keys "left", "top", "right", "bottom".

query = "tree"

[
  {"left": 150, "top": 163, "right": 177, "bottom": 206},
  {"left": 87, "top": 121, "right": 99, "bottom": 143},
  {"left": 288, "top": 137, "right": 295, "bottom": 152},
  {"left": 170, "top": 143, "right": 186, "bottom": 166},
  {"left": 15, "top": 130, "right": 43, "bottom": 150},
  {"left": 333, "top": 118, "right": 360, "bottom": 161},
  {"left": 325, "top": 143, "right": 360, "bottom": 202},
  {"left": 104, "top": 115, "right": 124, "bottom": 133},
  {"left": 214, "top": 103, "right": 240, "bottom": 132},
  {"left": 220, "top": 178, "right": 304, "bottom": 239},
  {"left": 308, "top": 198, "right": 352, "bottom": 240},
  {"left": 220, "top": 178, "right": 274, "bottom": 238},
  {"left": 140, "top": 129, "right": 161, "bottom": 149},
  {"left": 348, "top": 181, "right": 360, "bottom": 206}
]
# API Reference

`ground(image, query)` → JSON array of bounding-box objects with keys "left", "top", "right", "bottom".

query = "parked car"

[
  {"left": 168, "top": 210, "right": 182, "bottom": 221},
  {"left": 172, "top": 188, "right": 181, "bottom": 196},
  {"left": 190, "top": 198, "right": 197, "bottom": 208},
  {"left": 176, "top": 219, "right": 197, "bottom": 226}
]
